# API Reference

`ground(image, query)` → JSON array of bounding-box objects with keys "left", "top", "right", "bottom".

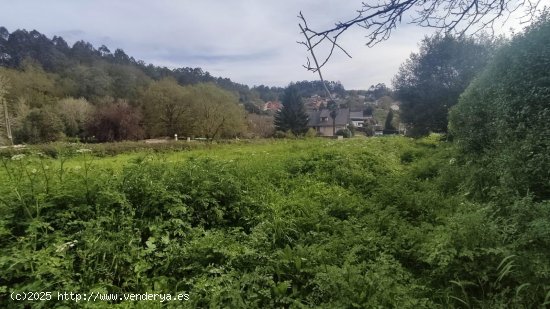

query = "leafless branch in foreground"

[
  {"left": 298, "top": 0, "right": 544, "bottom": 71},
  {"left": 298, "top": 12, "right": 344, "bottom": 100}
]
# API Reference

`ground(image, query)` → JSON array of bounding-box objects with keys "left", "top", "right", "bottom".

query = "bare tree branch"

[
  {"left": 299, "top": 0, "right": 544, "bottom": 70},
  {"left": 298, "top": 12, "right": 338, "bottom": 100}
]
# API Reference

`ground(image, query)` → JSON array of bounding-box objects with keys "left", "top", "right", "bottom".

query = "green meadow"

[{"left": 1, "top": 137, "right": 549, "bottom": 308}]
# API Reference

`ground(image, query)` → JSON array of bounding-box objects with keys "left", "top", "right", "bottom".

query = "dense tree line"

[
  {"left": 250, "top": 80, "right": 346, "bottom": 105},
  {"left": 0, "top": 26, "right": 362, "bottom": 144},
  {"left": 393, "top": 34, "right": 496, "bottom": 136},
  {"left": 0, "top": 27, "right": 259, "bottom": 144},
  {"left": 292, "top": 80, "right": 346, "bottom": 98},
  {"left": 0, "top": 60, "right": 246, "bottom": 143},
  {"left": 250, "top": 85, "right": 284, "bottom": 102},
  {"left": 0, "top": 27, "right": 253, "bottom": 99}
]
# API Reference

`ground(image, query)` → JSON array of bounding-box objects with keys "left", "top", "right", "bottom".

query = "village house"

[
  {"left": 307, "top": 108, "right": 350, "bottom": 137},
  {"left": 349, "top": 111, "right": 371, "bottom": 128}
]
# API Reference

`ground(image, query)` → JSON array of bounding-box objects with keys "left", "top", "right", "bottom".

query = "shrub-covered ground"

[{"left": 1, "top": 137, "right": 549, "bottom": 308}]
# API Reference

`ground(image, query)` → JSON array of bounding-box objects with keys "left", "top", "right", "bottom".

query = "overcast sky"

[{"left": 0, "top": 0, "right": 532, "bottom": 89}]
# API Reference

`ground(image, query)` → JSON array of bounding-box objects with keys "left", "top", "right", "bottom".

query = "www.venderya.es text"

[{"left": 10, "top": 291, "right": 190, "bottom": 303}]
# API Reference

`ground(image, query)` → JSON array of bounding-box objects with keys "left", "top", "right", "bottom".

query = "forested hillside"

[
  {"left": 0, "top": 27, "right": 251, "bottom": 99},
  {"left": 0, "top": 26, "right": 364, "bottom": 145},
  {"left": 0, "top": 26, "right": 259, "bottom": 144}
]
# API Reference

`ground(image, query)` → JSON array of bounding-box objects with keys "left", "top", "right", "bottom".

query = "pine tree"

[{"left": 274, "top": 86, "right": 309, "bottom": 135}]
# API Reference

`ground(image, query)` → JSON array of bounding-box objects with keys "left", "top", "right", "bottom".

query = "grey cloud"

[{"left": 139, "top": 47, "right": 278, "bottom": 64}]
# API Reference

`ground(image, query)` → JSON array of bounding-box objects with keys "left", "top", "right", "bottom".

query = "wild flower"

[
  {"left": 76, "top": 148, "right": 92, "bottom": 153},
  {"left": 11, "top": 154, "right": 26, "bottom": 161},
  {"left": 55, "top": 240, "right": 78, "bottom": 253}
]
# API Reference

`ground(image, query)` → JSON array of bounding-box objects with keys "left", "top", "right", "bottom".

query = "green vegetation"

[
  {"left": 274, "top": 86, "right": 309, "bottom": 136},
  {"left": 450, "top": 14, "right": 550, "bottom": 201},
  {"left": 1, "top": 136, "right": 548, "bottom": 308},
  {"left": 384, "top": 109, "right": 395, "bottom": 131},
  {"left": 1, "top": 9, "right": 550, "bottom": 309},
  {"left": 0, "top": 28, "right": 345, "bottom": 144},
  {"left": 0, "top": 60, "right": 248, "bottom": 143},
  {"left": 394, "top": 35, "right": 495, "bottom": 136}
]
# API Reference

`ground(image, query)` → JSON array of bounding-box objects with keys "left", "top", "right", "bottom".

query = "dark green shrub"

[
  {"left": 335, "top": 129, "right": 352, "bottom": 138},
  {"left": 400, "top": 150, "right": 415, "bottom": 164},
  {"left": 15, "top": 108, "right": 65, "bottom": 144},
  {"left": 449, "top": 14, "right": 550, "bottom": 200},
  {"left": 273, "top": 130, "right": 286, "bottom": 138},
  {"left": 1, "top": 135, "right": 547, "bottom": 307}
]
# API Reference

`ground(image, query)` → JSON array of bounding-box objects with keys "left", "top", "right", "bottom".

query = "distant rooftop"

[{"left": 307, "top": 108, "right": 350, "bottom": 127}]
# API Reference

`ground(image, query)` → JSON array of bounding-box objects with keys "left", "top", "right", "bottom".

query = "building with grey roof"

[{"left": 307, "top": 108, "right": 350, "bottom": 137}]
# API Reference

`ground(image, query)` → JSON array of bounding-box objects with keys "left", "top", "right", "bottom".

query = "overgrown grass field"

[{"left": 1, "top": 137, "right": 549, "bottom": 308}]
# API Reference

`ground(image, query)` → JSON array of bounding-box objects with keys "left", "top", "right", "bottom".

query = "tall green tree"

[
  {"left": 86, "top": 100, "right": 144, "bottom": 142},
  {"left": 15, "top": 108, "right": 65, "bottom": 143},
  {"left": 449, "top": 14, "right": 550, "bottom": 200},
  {"left": 140, "top": 78, "right": 190, "bottom": 137},
  {"left": 274, "top": 86, "right": 309, "bottom": 136},
  {"left": 367, "top": 83, "right": 392, "bottom": 100},
  {"left": 393, "top": 34, "right": 494, "bottom": 136},
  {"left": 56, "top": 97, "right": 93, "bottom": 138},
  {"left": 384, "top": 109, "right": 395, "bottom": 130},
  {"left": 187, "top": 83, "right": 246, "bottom": 141}
]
